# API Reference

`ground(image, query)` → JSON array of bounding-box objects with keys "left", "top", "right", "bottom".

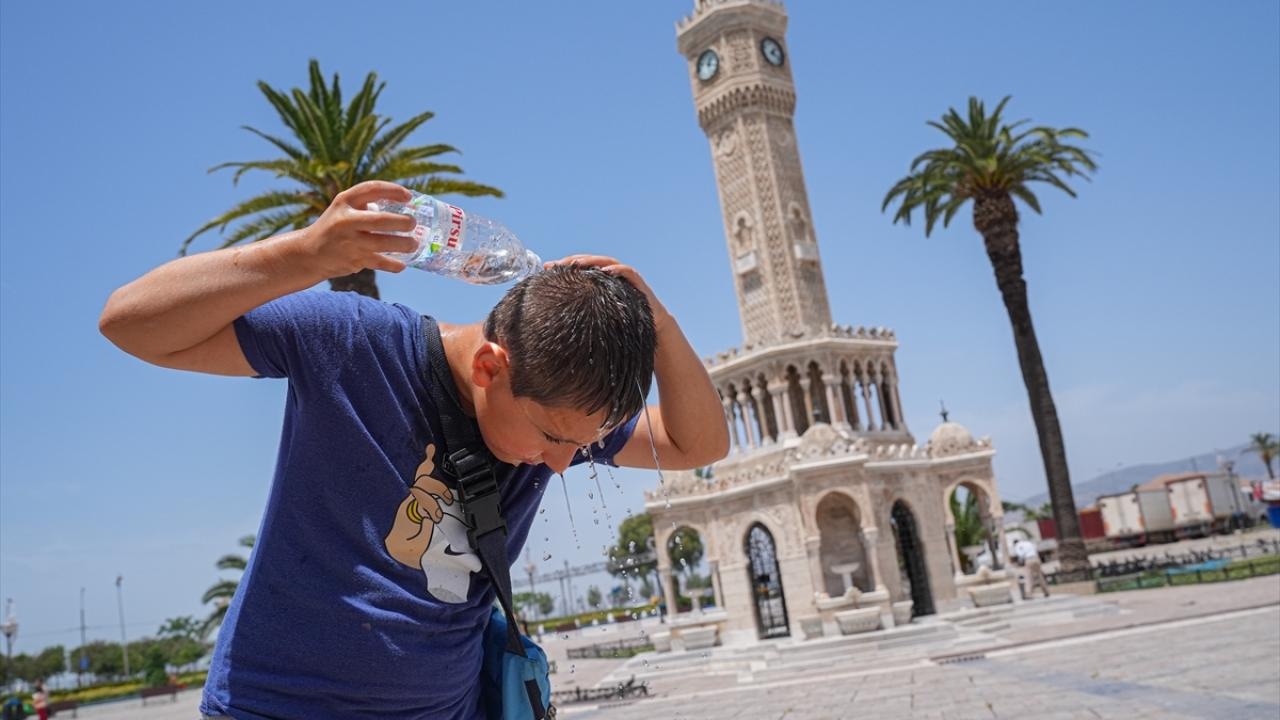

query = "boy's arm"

[
  {"left": 552, "top": 255, "right": 730, "bottom": 471},
  {"left": 99, "top": 182, "right": 417, "bottom": 375}
]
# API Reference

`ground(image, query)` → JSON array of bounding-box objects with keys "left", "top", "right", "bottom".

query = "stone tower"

[
  {"left": 677, "top": 0, "right": 911, "bottom": 446},
  {"left": 677, "top": 0, "right": 831, "bottom": 347},
  {"left": 639, "top": 1, "right": 1007, "bottom": 647}
]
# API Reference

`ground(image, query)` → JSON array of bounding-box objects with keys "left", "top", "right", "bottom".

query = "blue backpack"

[{"left": 480, "top": 607, "right": 553, "bottom": 720}]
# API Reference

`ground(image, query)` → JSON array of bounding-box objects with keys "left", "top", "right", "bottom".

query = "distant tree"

[
  {"left": 156, "top": 615, "right": 208, "bottom": 668},
  {"left": 183, "top": 59, "right": 503, "bottom": 299},
  {"left": 513, "top": 592, "right": 554, "bottom": 618},
  {"left": 586, "top": 586, "right": 603, "bottom": 610},
  {"left": 609, "top": 513, "right": 659, "bottom": 592},
  {"left": 883, "top": 96, "right": 1097, "bottom": 580},
  {"left": 202, "top": 534, "right": 255, "bottom": 639},
  {"left": 1246, "top": 432, "right": 1278, "bottom": 479}
]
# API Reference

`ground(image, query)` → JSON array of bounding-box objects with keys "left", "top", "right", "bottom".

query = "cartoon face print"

[{"left": 383, "top": 443, "right": 481, "bottom": 604}]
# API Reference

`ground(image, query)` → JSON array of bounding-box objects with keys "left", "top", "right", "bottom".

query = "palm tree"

[
  {"left": 1246, "top": 432, "right": 1279, "bottom": 479},
  {"left": 950, "top": 490, "right": 987, "bottom": 573},
  {"left": 183, "top": 59, "right": 503, "bottom": 299},
  {"left": 883, "top": 96, "right": 1098, "bottom": 580},
  {"left": 201, "top": 534, "right": 255, "bottom": 640}
]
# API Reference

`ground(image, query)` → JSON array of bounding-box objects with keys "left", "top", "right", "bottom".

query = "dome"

[{"left": 927, "top": 421, "right": 977, "bottom": 458}]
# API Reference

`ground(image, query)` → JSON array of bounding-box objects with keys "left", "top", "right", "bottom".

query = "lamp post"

[
  {"left": 79, "top": 587, "right": 88, "bottom": 687},
  {"left": 115, "top": 576, "right": 131, "bottom": 679},
  {"left": 1, "top": 599, "right": 17, "bottom": 688}
]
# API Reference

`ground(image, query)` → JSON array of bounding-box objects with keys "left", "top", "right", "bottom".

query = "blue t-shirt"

[{"left": 201, "top": 290, "right": 635, "bottom": 719}]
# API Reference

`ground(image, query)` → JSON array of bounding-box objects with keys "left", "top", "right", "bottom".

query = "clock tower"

[{"left": 677, "top": 0, "right": 832, "bottom": 348}]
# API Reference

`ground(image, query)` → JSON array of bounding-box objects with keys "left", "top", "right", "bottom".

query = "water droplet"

[
  {"left": 569, "top": 663, "right": 576, "bottom": 674},
  {"left": 628, "top": 540, "right": 637, "bottom": 553},
  {"left": 539, "top": 507, "right": 546, "bottom": 514},
  {"left": 542, "top": 552, "right": 552, "bottom": 561},
  {"left": 588, "top": 491, "right": 594, "bottom": 499}
]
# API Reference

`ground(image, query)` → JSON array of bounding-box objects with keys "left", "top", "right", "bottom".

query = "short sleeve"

[{"left": 232, "top": 290, "right": 421, "bottom": 383}]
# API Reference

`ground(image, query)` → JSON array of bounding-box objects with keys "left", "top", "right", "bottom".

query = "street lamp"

[
  {"left": 1, "top": 599, "right": 17, "bottom": 688},
  {"left": 79, "top": 587, "right": 88, "bottom": 687},
  {"left": 116, "top": 576, "right": 131, "bottom": 679}
]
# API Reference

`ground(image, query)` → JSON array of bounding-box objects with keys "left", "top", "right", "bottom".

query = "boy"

[{"left": 100, "top": 181, "right": 728, "bottom": 718}]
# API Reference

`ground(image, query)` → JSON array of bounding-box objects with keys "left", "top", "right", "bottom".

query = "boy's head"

[{"left": 475, "top": 265, "right": 655, "bottom": 470}]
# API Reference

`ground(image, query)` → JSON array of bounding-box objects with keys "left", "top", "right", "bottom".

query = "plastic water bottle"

[{"left": 368, "top": 190, "right": 542, "bottom": 285}]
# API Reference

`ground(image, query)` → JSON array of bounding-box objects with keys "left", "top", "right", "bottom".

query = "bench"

[
  {"left": 550, "top": 676, "right": 650, "bottom": 705},
  {"left": 48, "top": 700, "right": 80, "bottom": 717},
  {"left": 139, "top": 685, "right": 180, "bottom": 705}
]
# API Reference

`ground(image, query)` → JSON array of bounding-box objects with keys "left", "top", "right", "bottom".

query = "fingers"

[
  {"left": 414, "top": 475, "right": 455, "bottom": 505},
  {"left": 362, "top": 211, "right": 418, "bottom": 234},
  {"left": 408, "top": 487, "right": 444, "bottom": 523},
  {"left": 338, "top": 181, "right": 413, "bottom": 209}
]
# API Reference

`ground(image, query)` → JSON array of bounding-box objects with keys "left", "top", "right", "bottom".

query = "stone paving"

[{"left": 61, "top": 575, "right": 1279, "bottom": 719}]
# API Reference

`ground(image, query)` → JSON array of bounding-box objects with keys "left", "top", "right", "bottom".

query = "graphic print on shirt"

[{"left": 384, "top": 443, "right": 482, "bottom": 603}]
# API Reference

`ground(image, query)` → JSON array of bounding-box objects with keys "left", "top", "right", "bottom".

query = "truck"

[
  {"left": 1097, "top": 488, "right": 1176, "bottom": 546},
  {"left": 1167, "top": 472, "right": 1246, "bottom": 536}
]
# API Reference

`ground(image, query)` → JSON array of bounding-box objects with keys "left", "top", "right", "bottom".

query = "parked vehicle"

[
  {"left": 1097, "top": 488, "right": 1176, "bottom": 546},
  {"left": 1168, "top": 473, "right": 1248, "bottom": 536}
]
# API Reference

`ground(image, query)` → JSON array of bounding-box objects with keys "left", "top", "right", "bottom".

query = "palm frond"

[
  {"left": 882, "top": 96, "right": 1097, "bottom": 234},
  {"left": 181, "top": 191, "right": 311, "bottom": 255}
]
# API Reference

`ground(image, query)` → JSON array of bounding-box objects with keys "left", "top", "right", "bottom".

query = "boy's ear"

[{"left": 471, "top": 342, "right": 510, "bottom": 389}]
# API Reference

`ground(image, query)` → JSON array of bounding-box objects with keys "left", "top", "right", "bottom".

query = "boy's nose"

[{"left": 544, "top": 445, "right": 578, "bottom": 474}]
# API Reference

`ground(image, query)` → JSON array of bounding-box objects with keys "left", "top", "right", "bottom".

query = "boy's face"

[
  {"left": 470, "top": 343, "right": 612, "bottom": 473},
  {"left": 481, "top": 391, "right": 612, "bottom": 473}
]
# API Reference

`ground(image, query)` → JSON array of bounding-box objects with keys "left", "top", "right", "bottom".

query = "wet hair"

[{"left": 483, "top": 265, "right": 655, "bottom": 430}]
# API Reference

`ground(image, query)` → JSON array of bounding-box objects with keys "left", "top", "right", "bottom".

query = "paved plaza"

[{"left": 59, "top": 572, "right": 1279, "bottom": 720}]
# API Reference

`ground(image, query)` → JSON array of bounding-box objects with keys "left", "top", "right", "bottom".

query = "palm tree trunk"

[
  {"left": 328, "top": 268, "right": 381, "bottom": 299},
  {"left": 974, "top": 194, "right": 1090, "bottom": 581}
]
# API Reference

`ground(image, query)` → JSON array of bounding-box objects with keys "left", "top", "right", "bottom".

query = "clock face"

[
  {"left": 761, "top": 37, "right": 785, "bottom": 66},
  {"left": 696, "top": 49, "right": 720, "bottom": 81}
]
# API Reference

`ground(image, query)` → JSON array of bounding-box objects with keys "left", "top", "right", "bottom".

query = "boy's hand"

[
  {"left": 547, "top": 254, "right": 674, "bottom": 335},
  {"left": 290, "top": 181, "right": 420, "bottom": 280}
]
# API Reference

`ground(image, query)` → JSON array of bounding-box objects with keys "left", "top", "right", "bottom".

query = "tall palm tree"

[
  {"left": 201, "top": 534, "right": 255, "bottom": 640},
  {"left": 182, "top": 59, "right": 503, "bottom": 299},
  {"left": 883, "top": 96, "right": 1098, "bottom": 580},
  {"left": 1246, "top": 432, "right": 1278, "bottom": 479}
]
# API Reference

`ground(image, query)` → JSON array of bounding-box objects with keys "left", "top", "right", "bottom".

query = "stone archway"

[
  {"left": 744, "top": 523, "right": 790, "bottom": 638},
  {"left": 815, "top": 493, "right": 872, "bottom": 596},
  {"left": 891, "top": 500, "right": 935, "bottom": 617},
  {"left": 943, "top": 478, "right": 1006, "bottom": 574}
]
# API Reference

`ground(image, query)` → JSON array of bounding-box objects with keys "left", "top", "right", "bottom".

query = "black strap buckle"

[{"left": 446, "top": 447, "right": 506, "bottom": 545}]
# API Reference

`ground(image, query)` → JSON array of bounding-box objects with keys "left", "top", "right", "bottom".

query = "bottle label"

[{"left": 409, "top": 195, "right": 466, "bottom": 254}]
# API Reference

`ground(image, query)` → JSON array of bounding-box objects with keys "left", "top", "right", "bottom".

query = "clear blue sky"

[{"left": 1, "top": 0, "right": 1277, "bottom": 655}]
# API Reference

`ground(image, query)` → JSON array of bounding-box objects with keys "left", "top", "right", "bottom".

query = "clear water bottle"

[{"left": 368, "top": 190, "right": 542, "bottom": 285}]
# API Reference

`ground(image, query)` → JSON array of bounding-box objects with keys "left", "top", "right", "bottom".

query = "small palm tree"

[
  {"left": 183, "top": 59, "right": 503, "bottom": 299},
  {"left": 883, "top": 96, "right": 1098, "bottom": 580},
  {"left": 201, "top": 534, "right": 255, "bottom": 640},
  {"left": 1246, "top": 432, "right": 1279, "bottom": 479}
]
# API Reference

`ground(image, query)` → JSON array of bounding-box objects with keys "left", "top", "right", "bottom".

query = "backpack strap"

[{"left": 420, "top": 316, "right": 526, "bottom": 657}]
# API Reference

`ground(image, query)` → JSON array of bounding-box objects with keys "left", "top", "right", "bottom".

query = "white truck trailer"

[
  {"left": 1097, "top": 488, "right": 1176, "bottom": 546},
  {"left": 1167, "top": 473, "right": 1245, "bottom": 536}
]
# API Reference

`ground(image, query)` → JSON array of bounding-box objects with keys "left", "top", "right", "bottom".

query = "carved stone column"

[
  {"left": 660, "top": 567, "right": 678, "bottom": 619},
  {"left": 945, "top": 522, "right": 963, "bottom": 577},
  {"left": 798, "top": 377, "right": 815, "bottom": 426},
  {"left": 872, "top": 367, "right": 890, "bottom": 430},
  {"left": 823, "top": 374, "right": 847, "bottom": 428},
  {"left": 772, "top": 386, "right": 796, "bottom": 439},
  {"left": 892, "top": 381, "right": 908, "bottom": 434},
  {"left": 737, "top": 391, "right": 758, "bottom": 448},
  {"left": 723, "top": 397, "right": 740, "bottom": 452},
  {"left": 751, "top": 386, "right": 772, "bottom": 443},
  {"left": 709, "top": 559, "right": 725, "bottom": 609},
  {"left": 862, "top": 528, "right": 886, "bottom": 592}
]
